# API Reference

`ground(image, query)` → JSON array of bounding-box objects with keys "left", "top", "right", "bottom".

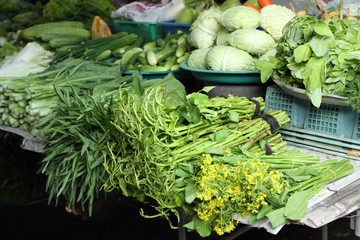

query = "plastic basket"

[
  {"left": 265, "top": 85, "right": 360, "bottom": 140},
  {"left": 111, "top": 20, "right": 164, "bottom": 41},
  {"left": 159, "top": 20, "right": 191, "bottom": 35}
]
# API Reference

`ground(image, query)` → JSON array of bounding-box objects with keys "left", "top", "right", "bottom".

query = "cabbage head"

[
  {"left": 188, "top": 8, "right": 222, "bottom": 49},
  {"left": 228, "top": 29, "right": 276, "bottom": 56},
  {"left": 220, "top": 6, "right": 260, "bottom": 31},
  {"left": 215, "top": 27, "right": 230, "bottom": 46},
  {"left": 206, "top": 45, "right": 255, "bottom": 71},
  {"left": 260, "top": 4, "right": 296, "bottom": 41},
  {"left": 188, "top": 47, "right": 211, "bottom": 69}
]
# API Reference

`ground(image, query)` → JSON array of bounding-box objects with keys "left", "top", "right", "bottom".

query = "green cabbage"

[
  {"left": 220, "top": 6, "right": 260, "bottom": 31},
  {"left": 188, "top": 8, "right": 223, "bottom": 49},
  {"left": 215, "top": 27, "right": 230, "bottom": 46},
  {"left": 188, "top": 47, "right": 211, "bottom": 69},
  {"left": 206, "top": 46, "right": 255, "bottom": 71},
  {"left": 228, "top": 29, "right": 276, "bottom": 56},
  {"left": 260, "top": 4, "right": 296, "bottom": 41}
]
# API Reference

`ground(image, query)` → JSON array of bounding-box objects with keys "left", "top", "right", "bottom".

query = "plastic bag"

[{"left": 111, "top": 0, "right": 184, "bottom": 22}]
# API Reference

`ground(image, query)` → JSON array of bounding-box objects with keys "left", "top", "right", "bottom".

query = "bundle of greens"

[
  {"left": 102, "top": 73, "right": 290, "bottom": 226},
  {"left": 31, "top": 71, "right": 353, "bottom": 238},
  {"left": 256, "top": 15, "right": 360, "bottom": 108},
  {"left": 187, "top": 148, "right": 353, "bottom": 237},
  {"left": 32, "top": 61, "right": 135, "bottom": 215},
  {"left": 0, "top": 58, "right": 129, "bottom": 135}
]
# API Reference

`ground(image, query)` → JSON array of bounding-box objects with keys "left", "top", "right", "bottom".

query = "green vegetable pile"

[
  {"left": 256, "top": 15, "right": 360, "bottom": 109},
  {"left": 0, "top": 58, "right": 128, "bottom": 134},
  {"left": 42, "top": 0, "right": 115, "bottom": 28},
  {"left": 0, "top": 61, "right": 354, "bottom": 237}
]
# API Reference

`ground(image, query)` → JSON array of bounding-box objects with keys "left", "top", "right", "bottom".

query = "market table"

[{"left": 1, "top": 125, "right": 360, "bottom": 240}]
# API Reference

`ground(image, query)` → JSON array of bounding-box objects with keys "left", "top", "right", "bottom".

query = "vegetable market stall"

[
  {"left": 1, "top": 122, "right": 360, "bottom": 240},
  {"left": 2, "top": 1, "right": 360, "bottom": 239}
]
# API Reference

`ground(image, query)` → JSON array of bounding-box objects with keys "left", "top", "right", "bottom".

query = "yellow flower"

[{"left": 194, "top": 154, "right": 288, "bottom": 236}]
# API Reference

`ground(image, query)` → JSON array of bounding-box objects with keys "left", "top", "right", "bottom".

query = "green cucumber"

[
  {"left": 49, "top": 36, "right": 86, "bottom": 49},
  {"left": 20, "top": 21, "right": 86, "bottom": 41},
  {"left": 95, "top": 49, "right": 112, "bottom": 61},
  {"left": 12, "top": 11, "right": 40, "bottom": 23}
]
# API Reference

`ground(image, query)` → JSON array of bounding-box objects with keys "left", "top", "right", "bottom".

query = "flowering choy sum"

[{"left": 193, "top": 153, "right": 288, "bottom": 236}]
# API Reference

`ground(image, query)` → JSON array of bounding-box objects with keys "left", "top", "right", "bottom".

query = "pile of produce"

[
  {"left": 0, "top": 58, "right": 128, "bottom": 133},
  {"left": 117, "top": 31, "right": 192, "bottom": 73},
  {"left": 0, "top": 0, "right": 357, "bottom": 238},
  {"left": 256, "top": 15, "right": 360, "bottom": 109},
  {"left": 186, "top": 4, "right": 296, "bottom": 71},
  {"left": 31, "top": 72, "right": 353, "bottom": 237}
]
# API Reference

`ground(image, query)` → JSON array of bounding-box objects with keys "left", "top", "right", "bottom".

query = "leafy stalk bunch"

[
  {"left": 188, "top": 147, "right": 354, "bottom": 237},
  {"left": 103, "top": 73, "right": 291, "bottom": 227}
]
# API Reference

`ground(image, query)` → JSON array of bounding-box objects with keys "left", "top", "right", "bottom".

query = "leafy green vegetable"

[
  {"left": 256, "top": 15, "right": 360, "bottom": 108},
  {"left": 0, "top": 42, "right": 17, "bottom": 61},
  {"left": 42, "top": 0, "right": 115, "bottom": 28},
  {"left": 344, "top": 78, "right": 360, "bottom": 112}
]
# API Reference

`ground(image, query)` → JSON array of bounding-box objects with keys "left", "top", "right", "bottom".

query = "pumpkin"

[{"left": 91, "top": 16, "right": 112, "bottom": 39}]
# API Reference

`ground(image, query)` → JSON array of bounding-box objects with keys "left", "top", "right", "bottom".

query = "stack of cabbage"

[{"left": 187, "top": 4, "right": 295, "bottom": 71}]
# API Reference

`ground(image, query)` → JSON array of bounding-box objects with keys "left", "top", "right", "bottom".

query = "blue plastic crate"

[
  {"left": 159, "top": 20, "right": 191, "bottom": 35},
  {"left": 265, "top": 85, "right": 360, "bottom": 140},
  {"left": 111, "top": 20, "right": 164, "bottom": 41},
  {"left": 355, "top": 119, "right": 360, "bottom": 140}
]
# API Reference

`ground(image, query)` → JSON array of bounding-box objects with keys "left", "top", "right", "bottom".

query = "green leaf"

[
  {"left": 183, "top": 219, "right": 195, "bottom": 230},
  {"left": 313, "top": 21, "right": 333, "bottom": 36},
  {"left": 202, "top": 86, "right": 215, "bottom": 93},
  {"left": 131, "top": 72, "right": 145, "bottom": 96},
  {"left": 228, "top": 110, "right": 239, "bottom": 122},
  {"left": 255, "top": 57, "right": 281, "bottom": 83},
  {"left": 175, "top": 168, "right": 191, "bottom": 178},
  {"left": 309, "top": 35, "right": 334, "bottom": 57},
  {"left": 307, "top": 87, "right": 322, "bottom": 108},
  {"left": 284, "top": 190, "right": 310, "bottom": 221},
  {"left": 248, "top": 214, "right": 259, "bottom": 224},
  {"left": 266, "top": 207, "right": 287, "bottom": 228},
  {"left": 294, "top": 44, "right": 312, "bottom": 63},
  {"left": 178, "top": 104, "right": 201, "bottom": 123},
  {"left": 119, "top": 178, "right": 129, "bottom": 196},
  {"left": 302, "top": 57, "right": 325, "bottom": 90},
  {"left": 205, "top": 147, "right": 225, "bottom": 155},
  {"left": 257, "top": 204, "right": 273, "bottom": 220},
  {"left": 187, "top": 92, "right": 209, "bottom": 106},
  {"left": 185, "top": 181, "right": 197, "bottom": 204},
  {"left": 214, "top": 128, "right": 228, "bottom": 142},
  {"left": 193, "top": 215, "right": 212, "bottom": 237}
]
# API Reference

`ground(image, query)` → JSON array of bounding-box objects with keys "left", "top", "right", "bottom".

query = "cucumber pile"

[
  {"left": 117, "top": 31, "right": 192, "bottom": 73},
  {"left": 20, "top": 21, "right": 91, "bottom": 50}
]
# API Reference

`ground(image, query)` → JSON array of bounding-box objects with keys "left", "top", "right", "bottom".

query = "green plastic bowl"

[
  {"left": 124, "top": 69, "right": 192, "bottom": 80},
  {"left": 180, "top": 61, "right": 261, "bottom": 84}
]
